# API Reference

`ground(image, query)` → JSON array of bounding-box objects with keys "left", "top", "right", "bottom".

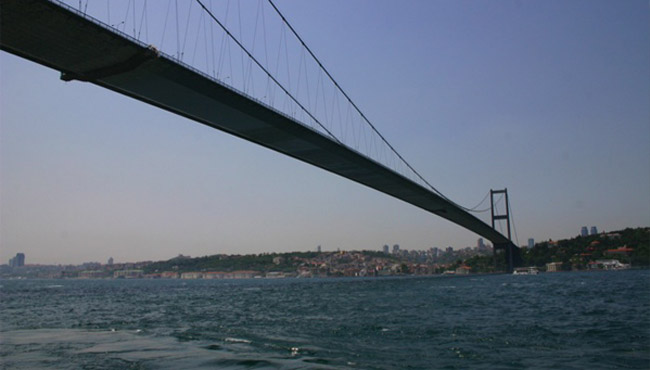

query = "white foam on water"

[{"left": 224, "top": 337, "right": 252, "bottom": 344}]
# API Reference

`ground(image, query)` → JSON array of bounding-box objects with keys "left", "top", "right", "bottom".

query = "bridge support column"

[
  {"left": 491, "top": 189, "right": 519, "bottom": 273},
  {"left": 493, "top": 242, "right": 519, "bottom": 273}
]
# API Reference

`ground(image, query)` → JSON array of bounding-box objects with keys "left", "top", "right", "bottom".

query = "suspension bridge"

[{"left": 0, "top": 0, "right": 521, "bottom": 271}]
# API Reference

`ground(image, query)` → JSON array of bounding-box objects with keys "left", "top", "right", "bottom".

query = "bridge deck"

[{"left": 1, "top": 0, "right": 512, "bottom": 246}]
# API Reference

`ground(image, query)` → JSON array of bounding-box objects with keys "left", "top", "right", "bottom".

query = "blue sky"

[{"left": 1, "top": 0, "right": 648, "bottom": 264}]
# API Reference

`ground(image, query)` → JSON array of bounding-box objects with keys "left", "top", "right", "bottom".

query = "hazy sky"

[{"left": 1, "top": 0, "right": 648, "bottom": 265}]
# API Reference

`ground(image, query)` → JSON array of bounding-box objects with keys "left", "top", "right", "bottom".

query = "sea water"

[{"left": 1, "top": 269, "right": 648, "bottom": 369}]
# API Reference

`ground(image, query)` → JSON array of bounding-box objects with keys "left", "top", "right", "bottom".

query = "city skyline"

[
  {"left": 3, "top": 240, "right": 490, "bottom": 267},
  {"left": 2, "top": 0, "right": 649, "bottom": 265}
]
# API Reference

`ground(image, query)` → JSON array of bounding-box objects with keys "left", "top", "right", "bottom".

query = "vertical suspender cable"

[
  {"left": 266, "top": 0, "right": 476, "bottom": 211},
  {"left": 195, "top": 0, "right": 342, "bottom": 145}
]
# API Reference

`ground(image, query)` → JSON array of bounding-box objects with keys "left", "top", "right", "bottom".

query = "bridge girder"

[{"left": 1, "top": 0, "right": 518, "bottom": 253}]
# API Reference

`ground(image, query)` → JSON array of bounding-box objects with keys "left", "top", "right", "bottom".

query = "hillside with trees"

[{"left": 465, "top": 227, "right": 649, "bottom": 272}]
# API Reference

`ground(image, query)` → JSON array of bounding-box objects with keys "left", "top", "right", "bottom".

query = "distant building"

[
  {"left": 455, "top": 265, "right": 471, "bottom": 275},
  {"left": 113, "top": 269, "right": 143, "bottom": 279},
  {"left": 580, "top": 226, "right": 589, "bottom": 237},
  {"left": 79, "top": 270, "right": 107, "bottom": 279},
  {"left": 203, "top": 272, "right": 226, "bottom": 279},
  {"left": 179, "top": 270, "right": 261, "bottom": 279},
  {"left": 605, "top": 246, "right": 634, "bottom": 256},
  {"left": 590, "top": 226, "right": 598, "bottom": 235},
  {"left": 546, "top": 262, "right": 563, "bottom": 272},
  {"left": 528, "top": 238, "right": 535, "bottom": 249},
  {"left": 81, "top": 262, "right": 101, "bottom": 270},
  {"left": 477, "top": 238, "right": 486, "bottom": 251},
  {"left": 231, "top": 270, "right": 258, "bottom": 279},
  {"left": 107, "top": 257, "right": 114, "bottom": 266},
  {"left": 588, "top": 259, "right": 630, "bottom": 270},
  {"left": 180, "top": 272, "right": 202, "bottom": 279},
  {"left": 8, "top": 253, "right": 25, "bottom": 267},
  {"left": 317, "top": 245, "right": 321, "bottom": 253},
  {"left": 446, "top": 246, "right": 453, "bottom": 254},
  {"left": 160, "top": 271, "right": 179, "bottom": 279},
  {"left": 392, "top": 244, "right": 400, "bottom": 254},
  {"left": 383, "top": 245, "right": 389, "bottom": 254},
  {"left": 265, "top": 271, "right": 285, "bottom": 278}
]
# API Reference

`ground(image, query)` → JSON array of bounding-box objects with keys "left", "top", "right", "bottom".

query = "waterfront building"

[
  {"left": 231, "top": 270, "right": 259, "bottom": 278},
  {"left": 160, "top": 271, "right": 179, "bottom": 278},
  {"left": 113, "top": 269, "right": 143, "bottom": 279},
  {"left": 588, "top": 259, "right": 630, "bottom": 270},
  {"left": 580, "top": 226, "right": 589, "bottom": 237},
  {"left": 79, "top": 270, "right": 107, "bottom": 279},
  {"left": 267, "top": 271, "right": 286, "bottom": 278},
  {"left": 203, "top": 271, "right": 226, "bottom": 279},
  {"left": 180, "top": 272, "right": 203, "bottom": 279},
  {"left": 546, "top": 262, "right": 563, "bottom": 272}
]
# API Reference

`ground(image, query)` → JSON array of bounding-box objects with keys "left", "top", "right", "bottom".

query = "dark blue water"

[{"left": 1, "top": 270, "right": 649, "bottom": 369}]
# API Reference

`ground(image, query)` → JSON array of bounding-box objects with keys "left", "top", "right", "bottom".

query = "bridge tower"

[{"left": 490, "top": 189, "right": 518, "bottom": 273}]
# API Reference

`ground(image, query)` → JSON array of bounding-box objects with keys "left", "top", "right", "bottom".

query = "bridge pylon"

[{"left": 490, "top": 189, "right": 519, "bottom": 273}]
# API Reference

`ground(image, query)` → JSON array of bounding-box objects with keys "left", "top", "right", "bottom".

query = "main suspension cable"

[
  {"left": 465, "top": 191, "right": 492, "bottom": 213},
  {"left": 266, "top": 0, "right": 485, "bottom": 213},
  {"left": 507, "top": 194, "right": 520, "bottom": 246},
  {"left": 196, "top": 0, "right": 494, "bottom": 216},
  {"left": 195, "top": 0, "right": 342, "bottom": 145}
]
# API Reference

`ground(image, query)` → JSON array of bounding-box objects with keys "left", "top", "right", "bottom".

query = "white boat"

[{"left": 513, "top": 267, "right": 539, "bottom": 275}]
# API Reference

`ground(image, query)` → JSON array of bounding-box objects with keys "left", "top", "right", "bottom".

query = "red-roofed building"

[{"left": 606, "top": 246, "right": 634, "bottom": 256}]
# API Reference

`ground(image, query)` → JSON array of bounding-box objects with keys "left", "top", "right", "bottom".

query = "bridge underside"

[{"left": 1, "top": 0, "right": 516, "bottom": 252}]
